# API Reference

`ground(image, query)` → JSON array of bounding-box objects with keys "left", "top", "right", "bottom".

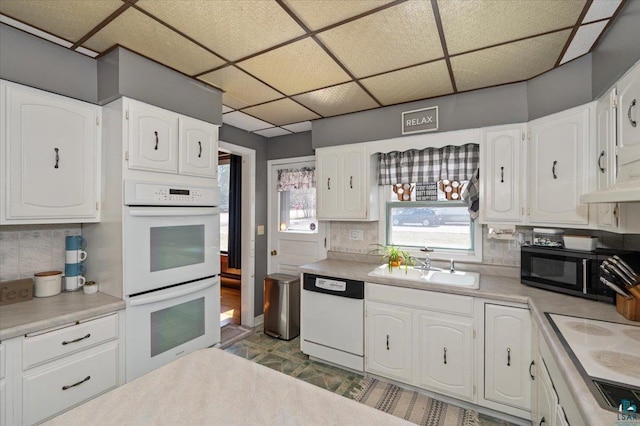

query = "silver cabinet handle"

[
  {"left": 629, "top": 99, "right": 637, "bottom": 127},
  {"left": 54, "top": 147, "right": 60, "bottom": 169},
  {"left": 154, "top": 131, "right": 159, "bottom": 150},
  {"left": 443, "top": 347, "right": 447, "bottom": 364},
  {"left": 552, "top": 161, "right": 558, "bottom": 179},
  {"left": 507, "top": 348, "right": 511, "bottom": 366},
  {"left": 386, "top": 334, "right": 389, "bottom": 350},
  {"left": 62, "top": 375, "right": 91, "bottom": 391},
  {"left": 598, "top": 151, "right": 606, "bottom": 173},
  {"left": 198, "top": 141, "right": 202, "bottom": 158},
  {"left": 62, "top": 333, "right": 91, "bottom": 345}
]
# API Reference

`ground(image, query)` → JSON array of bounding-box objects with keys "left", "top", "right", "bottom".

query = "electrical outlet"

[
  {"left": 349, "top": 229, "right": 364, "bottom": 240},
  {"left": 257, "top": 225, "right": 265, "bottom": 235}
]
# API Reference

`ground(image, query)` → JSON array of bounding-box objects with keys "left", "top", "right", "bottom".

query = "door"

[
  {"left": 365, "top": 301, "right": 412, "bottom": 382},
  {"left": 418, "top": 312, "right": 474, "bottom": 401},
  {"left": 535, "top": 356, "right": 557, "bottom": 426},
  {"left": 596, "top": 88, "right": 620, "bottom": 229},
  {"left": 3, "top": 82, "right": 98, "bottom": 221},
  {"left": 179, "top": 116, "right": 218, "bottom": 178},
  {"left": 269, "top": 159, "right": 327, "bottom": 276},
  {"left": 484, "top": 304, "right": 532, "bottom": 411},
  {"left": 127, "top": 99, "right": 179, "bottom": 173}
]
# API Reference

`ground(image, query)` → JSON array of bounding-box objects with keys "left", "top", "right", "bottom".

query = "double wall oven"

[{"left": 123, "top": 180, "right": 220, "bottom": 381}]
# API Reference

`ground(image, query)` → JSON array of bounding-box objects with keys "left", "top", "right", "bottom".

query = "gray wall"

[
  {"left": 267, "top": 131, "right": 314, "bottom": 160},
  {"left": 0, "top": 24, "right": 97, "bottom": 103},
  {"left": 97, "top": 48, "right": 222, "bottom": 125},
  {"left": 592, "top": 0, "right": 640, "bottom": 99},
  {"left": 219, "top": 125, "right": 269, "bottom": 317}
]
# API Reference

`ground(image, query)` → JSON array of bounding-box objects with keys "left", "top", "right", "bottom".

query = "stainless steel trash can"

[{"left": 263, "top": 273, "right": 300, "bottom": 340}]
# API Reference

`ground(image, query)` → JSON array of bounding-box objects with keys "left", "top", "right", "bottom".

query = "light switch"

[{"left": 257, "top": 225, "right": 265, "bottom": 235}]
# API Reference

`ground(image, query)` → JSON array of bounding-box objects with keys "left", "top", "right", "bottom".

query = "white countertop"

[
  {"left": 299, "top": 258, "right": 639, "bottom": 425},
  {"left": 0, "top": 291, "right": 125, "bottom": 340}
]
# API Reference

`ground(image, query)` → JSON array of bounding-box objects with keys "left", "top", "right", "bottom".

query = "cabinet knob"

[
  {"left": 154, "top": 131, "right": 159, "bottom": 150},
  {"left": 270, "top": 250, "right": 277, "bottom": 256},
  {"left": 500, "top": 166, "right": 504, "bottom": 183},
  {"left": 507, "top": 347, "right": 511, "bottom": 366},
  {"left": 62, "top": 333, "right": 91, "bottom": 345},
  {"left": 598, "top": 151, "right": 606, "bottom": 173},
  {"left": 350, "top": 176, "right": 353, "bottom": 189},
  {"left": 629, "top": 99, "right": 637, "bottom": 128},
  {"left": 62, "top": 375, "right": 91, "bottom": 391},
  {"left": 198, "top": 141, "right": 202, "bottom": 158},
  {"left": 443, "top": 347, "right": 447, "bottom": 364},
  {"left": 529, "top": 360, "right": 535, "bottom": 380},
  {"left": 386, "top": 334, "right": 389, "bottom": 350},
  {"left": 54, "top": 147, "right": 60, "bottom": 169},
  {"left": 327, "top": 177, "right": 331, "bottom": 190},
  {"left": 552, "top": 160, "right": 558, "bottom": 179}
]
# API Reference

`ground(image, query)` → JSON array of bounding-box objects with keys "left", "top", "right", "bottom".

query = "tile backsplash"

[{"left": 0, "top": 224, "right": 81, "bottom": 281}]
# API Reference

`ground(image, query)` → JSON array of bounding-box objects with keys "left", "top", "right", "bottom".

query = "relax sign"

[{"left": 402, "top": 106, "right": 438, "bottom": 135}]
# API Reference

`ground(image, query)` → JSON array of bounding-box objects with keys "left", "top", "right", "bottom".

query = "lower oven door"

[{"left": 125, "top": 277, "right": 220, "bottom": 382}]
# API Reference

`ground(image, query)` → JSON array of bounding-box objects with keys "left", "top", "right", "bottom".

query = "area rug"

[
  {"left": 219, "top": 324, "right": 254, "bottom": 349},
  {"left": 351, "top": 377, "right": 480, "bottom": 426}
]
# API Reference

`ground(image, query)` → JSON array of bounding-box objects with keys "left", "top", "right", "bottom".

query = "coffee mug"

[
  {"left": 65, "top": 263, "right": 86, "bottom": 276},
  {"left": 34, "top": 271, "right": 64, "bottom": 297},
  {"left": 64, "top": 275, "right": 85, "bottom": 291},
  {"left": 65, "top": 236, "right": 86, "bottom": 250},
  {"left": 65, "top": 249, "right": 87, "bottom": 263}
]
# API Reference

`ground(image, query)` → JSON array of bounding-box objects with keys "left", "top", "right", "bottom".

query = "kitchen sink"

[{"left": 367, "top": 265, "right": 480, "bottom": 289}]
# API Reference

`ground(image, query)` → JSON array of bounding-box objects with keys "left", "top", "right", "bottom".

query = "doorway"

[{"left": 218, "top": 141, "right": 256, "bottom": 328}]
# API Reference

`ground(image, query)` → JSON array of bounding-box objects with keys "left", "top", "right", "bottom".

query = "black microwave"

[{"left": 521, "top": 246, "right": 640, "bottom": 303}]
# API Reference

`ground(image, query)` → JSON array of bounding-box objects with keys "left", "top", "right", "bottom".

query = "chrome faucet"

[
  {"left": 411, "top": 255, "right": 431, "bottom": 270},
  {"left": 450, "top": 258, "right": 455, "bottom": 273}
]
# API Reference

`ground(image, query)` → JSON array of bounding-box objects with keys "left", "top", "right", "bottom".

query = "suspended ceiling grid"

[{"left": 0, "top": 0, "right": 626, "bottom": 138}]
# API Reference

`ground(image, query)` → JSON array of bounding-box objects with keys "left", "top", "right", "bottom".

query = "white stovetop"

[{"left": 549, "top": 314, "right": 640, "bottom": 387}]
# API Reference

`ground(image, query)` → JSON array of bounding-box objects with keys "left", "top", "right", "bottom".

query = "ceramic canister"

[{"left": 34, "top": 271, "right": 63, "bottom": 297}]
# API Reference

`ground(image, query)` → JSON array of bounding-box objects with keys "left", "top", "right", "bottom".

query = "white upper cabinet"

[
  {"left": 528, "top": 104, "right": 593, "bottom": 225},
  {"left": 616, "top": 60, "right": 640, "bottom": 181},
  {"left": 316, "top": 144, "right": 378, "bottom": 220},
  {"left": 179, "top": 116, "right": 218, "bottom": 178},
  {"left": 0, "top": 81, "right": 101, "bottom": 224},
  {"left": 481, "top": 124, "right": 526, "bottom": 223},
  {"left": 126, "top": 98, "right": 218, "bottom": 178}
]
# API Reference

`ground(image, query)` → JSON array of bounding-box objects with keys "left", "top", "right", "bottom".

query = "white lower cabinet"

[
  {"left": 365, "top": 301, "right": 412, "bottom": 382},
  {"left": 418, "top": 313, "right": 474, "bottom": 401},
  {"left": 536, "top": 356, "right": 557, "bottom": 426}
]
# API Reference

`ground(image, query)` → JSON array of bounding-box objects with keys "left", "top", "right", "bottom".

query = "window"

[
  {"left": 218, "top": 160, "right": 230, "bottom": 252},
  {"left": 277, "top": 166, "right": 317, "bottom": 233}
]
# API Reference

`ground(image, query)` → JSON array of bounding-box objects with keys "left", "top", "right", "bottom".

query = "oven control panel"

[{"left": 124, "top": 180, "right": 218, "bottom": 206}]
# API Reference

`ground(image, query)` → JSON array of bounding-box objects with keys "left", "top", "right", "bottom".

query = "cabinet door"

[
  {"left": 535, "top": 356, "right": 557, "bottom": 426},
  {"left": 179, "top": 117, "right": 218, "bottom": 178},
  {"left": 316, "top": 150, "right": 341, "bottom": 218},
  {"left": 341, "top": 148, "right": 366, "bottom": 218},
  {"left": 128, "top": 100, "right": 179, "bottom": 173},
  {"left": 484, "top": 304, "right": 532, "bottom": 411},
  {"left": 616, "top": 62, "right": 640, "bottom": 182},
  {"left": 529, "top": 106, "right": 591, "bottom": 224},
  {"left": 482, "top": 125, "right": 524, "bottom": 223},
  {"left": 418, "top": 313, "right": 474, "bottom": 400},
  {"left": 365, "top": 302, "right": 412, "bottom": 382},
  {"left": 3, "top": 83, "right": 99, "bottom": 222},
  {"left": 595, "top": 89, "right": 620, "bottom": 230}
]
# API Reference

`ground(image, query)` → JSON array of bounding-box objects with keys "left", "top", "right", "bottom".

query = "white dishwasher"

[{"left": 300, "top": 273, "right": 364, "bottom": 372}]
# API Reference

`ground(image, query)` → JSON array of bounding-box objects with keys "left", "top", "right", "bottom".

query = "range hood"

[{"left": 581, "top": 179, "right": 640, "bottom": 203}]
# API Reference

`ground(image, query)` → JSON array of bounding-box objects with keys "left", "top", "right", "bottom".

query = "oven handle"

[
  {"left": 129, "top": 278, "right": 217, "bottom": 306},
  {"left": 128, "top": 207, "right": 219, "bottom": 217}
]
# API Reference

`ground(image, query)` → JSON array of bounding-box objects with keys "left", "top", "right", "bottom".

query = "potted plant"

[{"left": 369, "top": 244, "right": 415, "bottom": 272}]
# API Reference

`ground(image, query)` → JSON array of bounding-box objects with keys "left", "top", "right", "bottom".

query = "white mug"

[
  {"left": 64, "top": 275, "right": 86, "bottom": 292},
  {"left": 34, "top": 271, "right": 63, "bottom": 297},
  {"left": 65, "top": 250, "right": 87, "bottom": 264}
]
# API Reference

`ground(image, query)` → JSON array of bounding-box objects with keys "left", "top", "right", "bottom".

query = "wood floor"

[{"left": 220, "top": 285, "right": 241, "bottom": 327}]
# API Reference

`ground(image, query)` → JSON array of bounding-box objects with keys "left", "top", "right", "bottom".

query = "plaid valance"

[
  {"left": 378, "top": 143, "right": 479, "bottom": 185},
  {"left": 277, "top": 166, "right": 315, "bottom": 192}
]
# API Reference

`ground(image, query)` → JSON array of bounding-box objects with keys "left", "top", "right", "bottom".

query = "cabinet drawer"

[
  {"left": 22, "top": 341, "right": 118, "bottom": 425},
  {"left": 23, "top": 314, "right": 117, "bottom": 369},
  {"left": 0, "top": 343, "right": 4, "bottom": 379},
  {"left": 366, "top": 283, "right": 473, "bottom": 316}
]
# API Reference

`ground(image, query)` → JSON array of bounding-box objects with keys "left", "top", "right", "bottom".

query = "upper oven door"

[
  {"left": 521, "top": 248, "right": 595, "bottom": 295},
  {"left": 124, "top": 206, "right": 220, "bottom": 295}
]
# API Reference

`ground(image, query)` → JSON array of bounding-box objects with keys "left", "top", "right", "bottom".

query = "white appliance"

[
  {"left": 123, "top": 180, "right": 221, "bottom": 381},
  {"left": 301, "top": 273, "right": 364, "bottom": 372}
]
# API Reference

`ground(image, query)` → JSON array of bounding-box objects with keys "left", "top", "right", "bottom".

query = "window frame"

[{"left": 377, "top": 185, "right": 482, "bottom": 263}]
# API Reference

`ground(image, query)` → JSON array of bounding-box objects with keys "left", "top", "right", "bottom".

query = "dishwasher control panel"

[{"left": 315, "top": 278, "right": 346, "bottom": 292}]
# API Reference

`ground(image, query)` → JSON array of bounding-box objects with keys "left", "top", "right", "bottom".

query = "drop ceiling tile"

[
  {"left": 222, "top": 105, "right": 234, "bottom": 114},
  {"left": 136, "top": 0, "right": 305, "bottom": 61},
  {"left": 282, "top": 0, "right": 395, "bottom": 30},
  {"left": 199, "top": 66, "right": 283, "bottom": 108},
  {"left": 82, "top": 8, "right": 225, "bottom": 76},
  {"left": 242, "top": 99, "right": 321, "bottom": 126},
  {"left": 561, "top": 21, "right": 609, "bottom": 64},
  {"left": 317, "top": 2, "right": 443, "bottom": 78},
  {"left": 438, "top": 0, "right": 586, "bottom": 55},
  {"left": 223, "top": 111, "right": 273, "bottom": 132},
  {"left": 254, "top": 128, "right": 292, "bottom": 138},
  {"left": 282, "top": 121, "right": 313, "bottom": 133},
  {"left": 237, "top": 38, "right": 351, "bottom": 95},
  {"left": 0, "top": 14, "right": 73, "bottom": 47},
  {"left": 451, "top": 30, "right": 572, "bottom": 92},
  {"left": 361, "top": 61, "right": 453, "bottom": 106},
  {"left": 293, "top": 82, "right": 378, "bottom": 117},
  {"left": 221, "top": 93, "right": 251, "bottom": 110},
  {"left": 583, "top": 0, "right": 622, "bottom": 23},
  {"left": 0, "top": 0, "right": 122, "bottom": 43}
]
